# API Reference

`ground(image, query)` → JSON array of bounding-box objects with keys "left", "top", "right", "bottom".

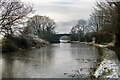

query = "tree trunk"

[
  {"left": 115, "top": 33, "right": 120, "bottom": 47},
  {"left": 115, "top": 2, "right": 120, "bottom": 47}
]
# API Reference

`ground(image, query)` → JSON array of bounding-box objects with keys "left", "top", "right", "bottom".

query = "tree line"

[
  {"left": 0, "top": 0, "right": 56, "bottom": 52},
  {"left": 70, "top": 0, "right": 120, "bottom": 47}
]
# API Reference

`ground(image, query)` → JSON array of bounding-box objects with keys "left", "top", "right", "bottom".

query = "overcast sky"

[{"left": 22, "top": 0, "right": 96, "bottom": 33}]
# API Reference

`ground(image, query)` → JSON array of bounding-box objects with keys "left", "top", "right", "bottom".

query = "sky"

[{"left": 22, "top": 0, "right": 96, "bottom": 34}]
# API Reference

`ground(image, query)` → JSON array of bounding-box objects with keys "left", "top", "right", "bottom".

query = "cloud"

[
  {"left": 55, "top": 20, "right": 77, "bottom": 33},
  {"left": 38, "top": 12, "right": 71, "bottom": 22},
  {"left": 33, "top": 2, "right": 94, "bottom": 22},
  {"left": 22, "top": 0, "right": 96, "bottom": 33},
  {"left": 22, "top": 0, "right": 96, "bottom": 2}
]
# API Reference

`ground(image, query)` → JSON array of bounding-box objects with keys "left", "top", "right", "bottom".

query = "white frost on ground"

[
  {"left": 97, "top": 45, "right": 108, "bottom": 48},
  {"left": 84, "top": 42, "right": 115, "bottom": 48},
  {"left": 94, "top": 48, "right": 119, "bottom": 78},
  {"left": 94, "top": 59, "right": 118, "bottom": 78},
  {"left": 84, "top": 42, "right": 119, "bottom": 78},
  {"left": 29, "top": 34, "right": 48, "bottom": 43}
]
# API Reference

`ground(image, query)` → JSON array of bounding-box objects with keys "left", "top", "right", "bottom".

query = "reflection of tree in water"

[
  {"left": 2, "top": 46, "right": 55, "bottom": 78},
  {"left": 36, "top": 47, "right": 55, "bottom": 65},
  {"left": 2, "top": 53, "right": 15, "bottom": 78},
  {"left": 16, "top": 46, "right": 55, "bottom": 65}
]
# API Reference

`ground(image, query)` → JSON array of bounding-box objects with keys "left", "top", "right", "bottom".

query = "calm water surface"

[{"left": 1, "top": 43, "right": 99, "bottom": 78}]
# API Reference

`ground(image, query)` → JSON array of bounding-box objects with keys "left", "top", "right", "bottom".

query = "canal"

[{"left": 1, "top": 43, "right": 99, "bottom": 78}]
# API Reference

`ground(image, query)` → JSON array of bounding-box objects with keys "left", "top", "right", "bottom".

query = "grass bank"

[{"left": 85, "top": 42, "right": 119, "bottom": 79}]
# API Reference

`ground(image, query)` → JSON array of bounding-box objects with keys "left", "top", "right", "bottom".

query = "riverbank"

[
  {"left": 83, "top": 42, "right": 119, "bottom": 79},
  {"left": 2, "top": 35, "right": 49, "bottom": 53},
  {"left": 108, "top": 46, "right": 120, "bottom": 78},
  {"left": 94, "top": 48, "right": 118, "bottom": 78}
]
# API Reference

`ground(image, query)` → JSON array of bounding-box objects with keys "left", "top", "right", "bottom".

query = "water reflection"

[
  {"left": 2, "top": 54, "right": 14, "bottom": 78},
  {"left": 0, "top": 53, "right": 2, "bottom": 79},
  {"left": 2, "top": 43, "right": 99, "bottom": 78}
]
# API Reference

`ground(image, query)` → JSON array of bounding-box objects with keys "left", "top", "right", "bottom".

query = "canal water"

[{"left": 1, "top": 43, "right": 99, "bottom": 78}]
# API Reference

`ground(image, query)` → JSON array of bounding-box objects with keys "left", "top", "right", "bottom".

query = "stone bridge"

[{"left": 50, "top": 34, "right": 71, "bottom": 43}]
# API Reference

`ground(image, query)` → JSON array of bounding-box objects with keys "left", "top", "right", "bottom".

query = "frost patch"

[{"left": 94, "top": 59, "right": 118, "bottom": 78}]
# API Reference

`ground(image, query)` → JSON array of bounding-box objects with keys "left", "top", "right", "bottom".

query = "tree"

[
  {"left": 70, "top": 19, "right": 87, "bottom": 41},
  {"left": 89, "top": 12, "right": 102, "bottom": 32},
  {"left": 108, "top": 1, "right": 120, "bottom": 47},
  {"left": 70, "top": 26, "right": 80, "bottom": 41},
  {"left": 0, "top": 0, "right": 33, "bottom": 37},
  {"left": 77, "top": 19, "right": 87, "bottom": 35},
  {"left": 96, "top": 1, "right": 117, "bottom": 33},
  {"left": 19, "top": 26, "right": 32, "bottom": 37},
  {"left": 88, "top": 1, "right": 120, "bottom": 44},
  {"left": 89, "top": 1, "right": 116, "bottom": 33},
  {"left": 95, "top": 1, "right": 120, "bottom": 46},
  {"left": 27, "top": 15, "right": 56, "bottom": 41}
]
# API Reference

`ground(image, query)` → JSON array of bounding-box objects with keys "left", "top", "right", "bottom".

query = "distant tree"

[
  {"left": 70, "top": 19, "right": 87, "bottom": 41},
  {"left": 27, "top": 15, "right": 56, "bottom": 41},
  {"left": 0, "top": 0, "right": 33, "bottom": 37},
  {"left": 76, "top": 19, "right": 87, "bottom": 35},
  {"left": 70, "top": 26, "right": 80, "bottom": 41}
]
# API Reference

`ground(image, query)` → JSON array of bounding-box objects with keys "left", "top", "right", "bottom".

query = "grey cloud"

[
  {"left": 55, "top": 20, "right": 77, "bottom": 33},
  {"left": 32, "top": 2, "right": 95, "bottom": 33},
  {"left": 35, "top": 3, "right": 93, "bottom": 19},
  {"left": 57, "top": 20, "right": 77, "bottom": 26}
]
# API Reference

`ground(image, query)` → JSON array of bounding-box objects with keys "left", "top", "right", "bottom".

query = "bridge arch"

[
  {"left": 50, "top": 34, "right": 71, "bottom": 43},
  {"left": 59, "top": 35, "right": 71, "bottom": 43}
]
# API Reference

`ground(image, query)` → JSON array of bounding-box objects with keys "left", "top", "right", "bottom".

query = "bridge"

[{"left": 50, "top": 34, "right": 71, "bottom": 43}]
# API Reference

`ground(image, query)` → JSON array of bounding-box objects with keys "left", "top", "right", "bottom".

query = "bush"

[
  {"left": 95, "top": 32, "right": 113, "bottom": 44},
  {"left": 2, "top": 36, "right": 18, "bottom": 52},
  {"left": 83, "top": 32, "right": 113, "bottom": 44},
  {"left": 2, "top": 42, "right": 18, "bottom": 52},
  {"left": 2, "top": 34, "right": 49, "bottom": 53},
  {"left": 16, "top": 37, "right": 32, "bottom": 49},
  {"left": 2, "top": 35, "right": 33, "bottom": 52},
  {"left": 84, "top": 32, "right": 95, "bottom": 42}
]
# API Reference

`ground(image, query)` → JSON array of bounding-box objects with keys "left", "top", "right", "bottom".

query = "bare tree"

[
  {"left": 89, "top": 12, "right": 101, "bottom": 32},
  {"left": 108, "top": 1, "right": 120, "bottom": 46},
  {"left": 27, "top": 15, "right": 56, "bottom": 41},
  {"left": 89, "top": 0, "right": 120, "bottom": 46},
  {"left": 70, "top": 25, "right": 82, "bottom": 41},
  {"left": 0, "top": 0, "right": 33, "bottom": 37},
  {"left": 77, "top": 19, "right": 87, "bottom": 35},
  {"left": 70, "top": 19, "right": 87, "bottom": 41}
]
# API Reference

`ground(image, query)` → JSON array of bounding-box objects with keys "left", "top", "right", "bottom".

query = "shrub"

[
  {"left": 16, "top": 37, "right": 32, "bottom": 49},
  {"left": 2, "top": 35, "right": 33, "bottom": 52},
  {"left": 83, "top": 32, "right": 113, "bottom": 44},
  {"left": 95, "top": 32, "right": 113, "bottom": 44},
  {"left": 2, "top": 38, "right": 18, "bottom": 52}
]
